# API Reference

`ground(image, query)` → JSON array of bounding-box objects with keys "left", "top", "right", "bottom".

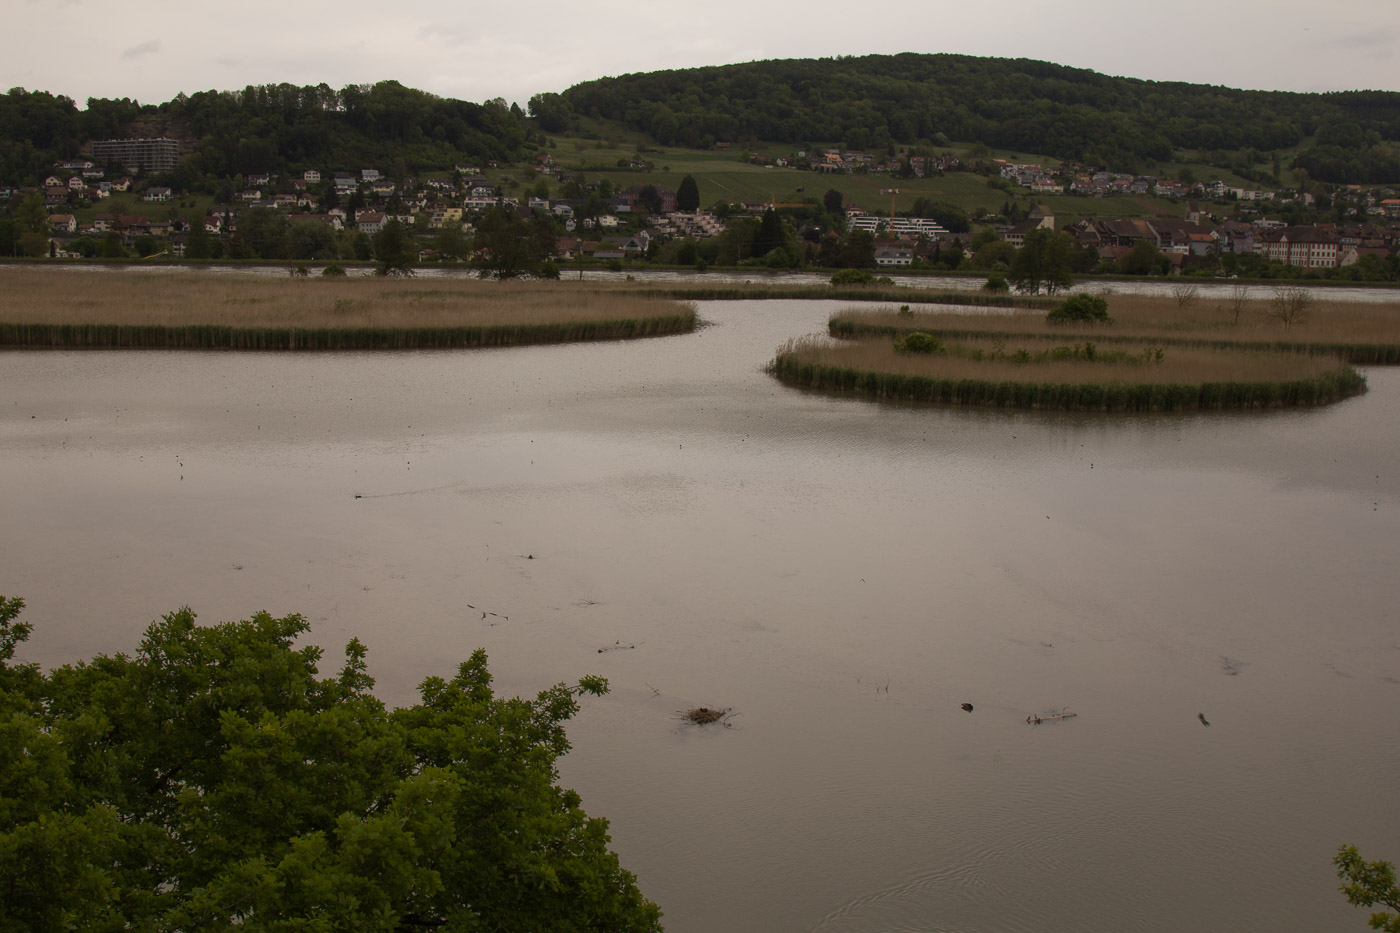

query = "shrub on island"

[{"left": 1047, "top": 294, "right": 1111, "bottom": 324}]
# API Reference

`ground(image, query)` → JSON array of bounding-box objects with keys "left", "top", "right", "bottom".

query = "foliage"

[
  {"left": 983, "top": 272, "right": 1009, "bottom": 292},
  {"left": 1294, "top": 142, "right": 1400, "bottom": 184},
  {"left": 561, "top": 54, "right": 1400, "bottom": 172},
  {"left": 1009, "top": 228, "right": 1074, "bottom": 295},
  {"left": 1336, "top": 845, "right": 1400, "bottom": 932},
  {"left": 527, "top": 91, "right": 573, "bottom": 133},
  {"left": 471, "top": 207, "right": 557, "bottom": 278},
  {"left": 321, "top": 262, "right": 347, "bottom": 277},
  {"left": 0, "top": 83, "right": 530, "bottom": 188},
  {"left": 909, "top": 197, "right": 970, "bottom": 233},
  {"left": 831, "top": 267, "right": 874, "bottom": 286},
  {"left": 1047, "top": 294, "right": 1112, "bottom": 324},
  {"left": 894, "top": 331, "right": 943, "bottom": 354},
  {"left": 0, "top": 597, "right": 662, "bottom": 932},
  {"left": 675, "top": 174, "right": 700, "bottom": 211},
  {"left": 372, "top": 219, "right": 417, "bottom": 276},
  {"left": 1120, "top": 238, "right": 1169, "bottom": 276},
  {"left": 753, "top": 209, "right": 787, "bottom": 259}
]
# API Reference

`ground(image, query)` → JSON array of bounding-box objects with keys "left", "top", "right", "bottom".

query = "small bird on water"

[
  {"left": 961, "top": 703, "right": 974, "bottom": 713},
  {"left": 1198, "top": 712, "right": 1211, "bottom": 727}
]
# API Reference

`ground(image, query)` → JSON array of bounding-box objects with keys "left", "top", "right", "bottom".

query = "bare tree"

[
  {"left": 1171, "top": 282, "right": 1200, "bottom": 309},
  {"left": 1224, "top": 283, "right": 1250, "bottom": 325},
  {"left": 1268, "top": 286, "right": 1313, "bottom": 329}
]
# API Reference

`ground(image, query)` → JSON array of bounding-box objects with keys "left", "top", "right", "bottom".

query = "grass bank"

[
  {"left": 829, "top": 293, "right": 1400, "bottom": 364},
  {"left": 0, "top": 268, "right": 696, "bottom": 349},
  {"left": 772, "top": 334, "right": 1367, "bottom": 411}
]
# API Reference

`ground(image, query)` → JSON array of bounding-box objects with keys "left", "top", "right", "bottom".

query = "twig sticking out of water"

[{"left": 597, "top": 640, "right": 636, "bottom": 654}]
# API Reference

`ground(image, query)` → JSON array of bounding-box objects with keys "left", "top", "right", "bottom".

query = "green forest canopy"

[
  {"left": 4, "top": 55, "right": 1400, "bottom": 189},
  {"left": 0, "top": 81, "right": 531, "bottom": 189},
  {"left": 0, "top": 594, "right": 662, "bottom": 932},
  {"left": 562, "top": 53, "right": 1400, "bottom": 179}
]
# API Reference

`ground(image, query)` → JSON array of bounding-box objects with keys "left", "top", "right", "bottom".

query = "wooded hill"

[
  {"left": 0, "top": 82, "right": 531, "bottom": 189},
  {"left": 4, "top": 55, "right": 1400, "bottom": 189},
  {"left": 557, "top": 54, "right": 1400, "bottom": 181}
]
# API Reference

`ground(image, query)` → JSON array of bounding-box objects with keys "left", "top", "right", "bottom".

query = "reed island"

[
  {"left": 0, "top": 267, "right": 697, "bottom": 350},
  {"left": 772, "top": 290, "right": 1397, "bottom": 412}
]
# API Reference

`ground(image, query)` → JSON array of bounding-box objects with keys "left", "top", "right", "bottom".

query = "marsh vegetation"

[
  {"left": 775, "top": 292, "right": 1387, "bottom": 410},
  {"left": 0, "top": 268, "right": 697, "bottom": 349},
  {"left": 829, "top": 292, "right": 1400, "bottom": 364}
]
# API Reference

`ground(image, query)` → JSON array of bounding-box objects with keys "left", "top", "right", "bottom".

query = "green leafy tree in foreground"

[
  {"left": 0, "top": 595, "right": 662, "bottom": 932},
  {"left": 1337, "top": 845, "right": 1400, "bottom": 932}
]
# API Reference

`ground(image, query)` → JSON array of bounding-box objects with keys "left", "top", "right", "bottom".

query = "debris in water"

[
  {"left": 1198, "top": 712, "right": 1211, "bottom": 727},
  {"left": 682, "top": 707, "right": 731, "bottom": 725},
  {"left": 961, "top": 702, "right": 974, "bottom": 713},
  {"left": 1027, "top": 708, "right": 1078, "bottom": 725}
]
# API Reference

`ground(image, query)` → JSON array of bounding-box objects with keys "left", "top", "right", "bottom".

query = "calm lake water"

[{"left": 3, "top": 296, "right": 1399, "bottom": 932}]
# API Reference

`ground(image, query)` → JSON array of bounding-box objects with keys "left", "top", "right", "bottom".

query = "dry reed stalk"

[
  {"left": 777, "top": 336, "right": 1351, "bottom": 385},
  {"left": 0, "top": 268, "right": 693, "bottom": 330},
  {"left": 833, "top": 293, "right": 1400, "bottom": 349}
]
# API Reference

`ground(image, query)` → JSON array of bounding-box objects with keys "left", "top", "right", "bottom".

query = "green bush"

[
  {"left": 894, "top": 331, "right": 944, "bottom": 354},
  {"left": 831, "top": 268, "right": 874, "bottom": 286},
  {"left": 1047, "top": 294, "right": 1112, "bottom": 324},
  {"left": 983, "top": 272, "right": 1010, "bottom": 292},
  {"left": 321, "top": 263, "right": 347, "bottom": 277}
]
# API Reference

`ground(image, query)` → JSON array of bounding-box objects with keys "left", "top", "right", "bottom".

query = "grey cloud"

[
  {"left": 122, "top": 40, "right": 161, "bottom": 60},
  {"left": 1320, "top": 29, "right": 1396, "bottom": 49}
]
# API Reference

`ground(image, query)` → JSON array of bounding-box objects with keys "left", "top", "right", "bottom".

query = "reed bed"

[
  {"left": 830, "top": 293, "right": 1400, "bottom": 364},
  {"left": 640, "top": 284, "right": 1055, "bottom": 309},
  {"left": 772, "top": 335, "right": 1367, "bottom": 411},
  {"left": 0, "top": 268, "right": 696, "bottom": 349}
]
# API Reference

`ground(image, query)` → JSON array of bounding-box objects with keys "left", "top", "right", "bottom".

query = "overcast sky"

[{"left": 8, "top": 0, "right": 1399, "bottom": 110}]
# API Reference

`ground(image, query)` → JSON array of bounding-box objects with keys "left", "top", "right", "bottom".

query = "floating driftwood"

[{"left": 1027, "top": 708, "right": 1078, "bottom": 725}]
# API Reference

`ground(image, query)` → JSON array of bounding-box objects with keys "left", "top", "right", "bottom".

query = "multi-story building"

[
  {"left": 90, "top": 138, "right": 179, "bottom": 173},
  {"left": 1257, "top": 226, "right": 1340, "bottom": 268}
]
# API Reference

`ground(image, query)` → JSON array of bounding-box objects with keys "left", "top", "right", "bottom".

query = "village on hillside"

[{"left": 5, "top": 135, "right": 1400, "bottom": 280}]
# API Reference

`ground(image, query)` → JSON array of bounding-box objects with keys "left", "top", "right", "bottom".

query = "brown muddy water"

[{"left": 3, "top": 298, "right": 1399, "bottom": 933}]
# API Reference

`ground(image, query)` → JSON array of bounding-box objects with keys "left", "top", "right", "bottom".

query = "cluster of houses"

[
  {"left": 14, "top": 150, "right": 1400, "bottom": 271},
  {"left": 998, "top": 208, "right": 1396, "bottom": 270},
  {"left": 834, "top": 201, "right": 1399, "bottom": 271},
  {"left": 763, "top": 148, "right": 963, "bottom": 177}
]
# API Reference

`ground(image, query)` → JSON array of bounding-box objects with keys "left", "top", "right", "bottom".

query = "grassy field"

[
  {"left": 829, "top": 293, "right": 1400, "bottom": 364},
  {"left": 0, "top": 268, "right": 697, "bottom": 349},
  {"left": 71, "top": 192, "right": 218, "bottom": 225}
]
